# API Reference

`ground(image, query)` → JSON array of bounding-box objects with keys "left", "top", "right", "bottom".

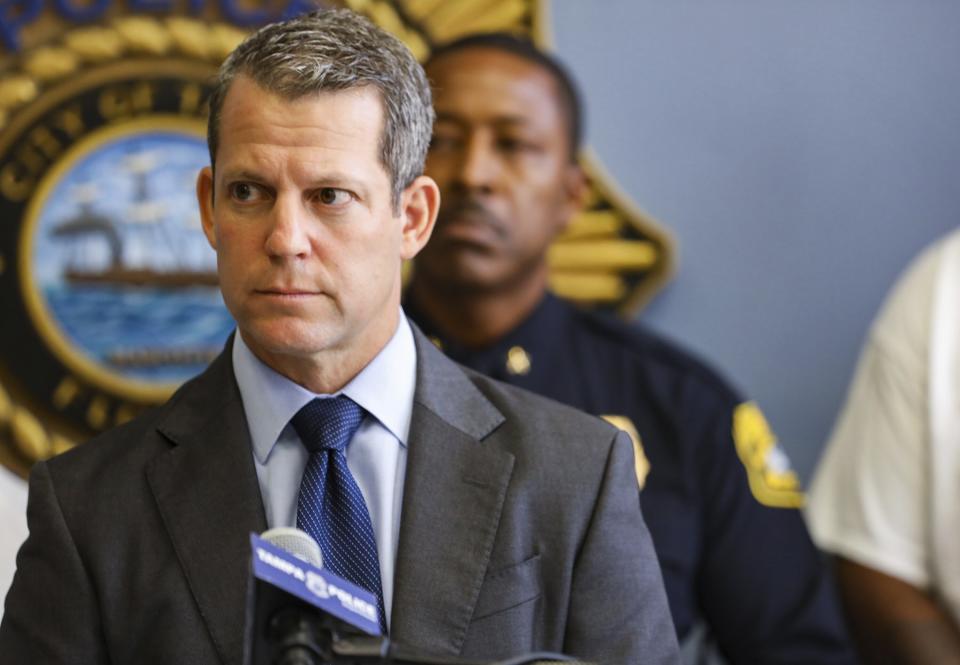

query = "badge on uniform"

[
  {"left": 601, "top": 415, "right": 650, "bottom": 489},
  {"left": 732, "top": 402, "right": 804, "bottom": 508}
]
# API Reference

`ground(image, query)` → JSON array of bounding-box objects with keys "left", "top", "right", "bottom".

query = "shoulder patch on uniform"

[
  {"left": 601, "top": 415, "right": 650, "bottom": 489},
  {"left": 732, "top": 402, "right": 804, "bottom": 508}
]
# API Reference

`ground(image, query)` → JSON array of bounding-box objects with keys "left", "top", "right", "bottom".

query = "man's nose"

[
  {"left": 456, "top": 133, "right": 499, "bottom": 193},
  {"left": 264, "top": 196, "right": 311, "bottom": 258}
]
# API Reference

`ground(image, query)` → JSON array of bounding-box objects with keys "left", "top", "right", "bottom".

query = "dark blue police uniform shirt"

[{"left": 406, "top": 292, "right": 855, "bottom": 665}]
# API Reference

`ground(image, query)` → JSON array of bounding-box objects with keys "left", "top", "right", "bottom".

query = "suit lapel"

[
  {"left": 391, "top": 330, "right": 513, "bottom": 655},
  {"left": 146, "top": 347, "right": 267, "bottom": 665},
  {"left": 140, "top": 329, "right": 512, "bottom": 660}
]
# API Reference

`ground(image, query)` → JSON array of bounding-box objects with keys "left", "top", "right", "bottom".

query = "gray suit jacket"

[{"left": 0, "top": 329, "right": 678, "bottom": 664}]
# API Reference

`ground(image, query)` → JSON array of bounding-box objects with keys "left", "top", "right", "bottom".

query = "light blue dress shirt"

[{"left": 232, "top": 312, "right": 416, "bottom": 627}]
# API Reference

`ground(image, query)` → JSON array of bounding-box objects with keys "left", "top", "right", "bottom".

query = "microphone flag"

[
  {"left": 246, "top": 531, "right": 382, "bottom": 653},
  {"left": 249, "top": 533, "right": 381, "bottom": 636}
]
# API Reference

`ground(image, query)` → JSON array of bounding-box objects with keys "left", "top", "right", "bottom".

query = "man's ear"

[
  {"left": 556, "top": 161, "right": 588, "bottom": 235},
  {"left": 398, "top": 175, "right": 441, "bottom": 260},
  {"left": 196, "top": 166, "right": 217, "bottom": 250}
]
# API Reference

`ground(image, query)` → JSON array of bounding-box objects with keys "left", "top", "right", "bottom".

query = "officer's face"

[{"left": 417, "top": 48, "right": 583, "bottom": 294}]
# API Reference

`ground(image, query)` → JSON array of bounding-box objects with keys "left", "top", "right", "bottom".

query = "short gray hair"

[{"left": 206, "top": 8, "right": 434, "bottom": 209}]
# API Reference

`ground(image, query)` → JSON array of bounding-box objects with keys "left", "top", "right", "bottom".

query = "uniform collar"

[{"left": 405, "top": 291, "right": 572, "bottom": 380}]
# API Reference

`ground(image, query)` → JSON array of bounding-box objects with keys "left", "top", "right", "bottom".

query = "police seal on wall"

[
  {"left": 0, "top": 0, "right": 674, "bottom": 475},
  {"left": 0, "top": 6, "right": 253, "bottom": 474}
]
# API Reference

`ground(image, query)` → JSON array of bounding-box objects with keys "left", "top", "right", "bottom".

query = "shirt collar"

[{"left": 233, "top": 311, "right": 417, "bottom": 464}]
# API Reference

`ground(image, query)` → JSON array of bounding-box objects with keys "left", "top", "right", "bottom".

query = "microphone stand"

[
  {"left": 266, "top": 611, "right": 583, "bottom": 665},
  {"left": 332, "top": 635, "right": 587, "bottom": 665}
]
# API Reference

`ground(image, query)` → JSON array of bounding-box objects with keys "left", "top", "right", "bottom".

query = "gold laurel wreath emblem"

[{"left": 0, "top": 17, "right": 246, "bottom": 128}]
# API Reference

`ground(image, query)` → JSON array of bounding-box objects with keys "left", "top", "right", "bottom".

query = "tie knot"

[{"left": 291, "top": 396, "right": 365, "bottom": 454}]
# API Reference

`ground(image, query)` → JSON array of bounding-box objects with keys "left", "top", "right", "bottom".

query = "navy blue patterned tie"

[{"left": 292, "top": 396, "right": 386, "bottom": 632}]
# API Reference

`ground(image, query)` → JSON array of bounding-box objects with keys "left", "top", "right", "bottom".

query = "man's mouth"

[
  {"left": 436, "top": 200, "right": 505, "bottom": 245},
  {"left": 254, "top": 287, "right": 322, "bottom": 298}
]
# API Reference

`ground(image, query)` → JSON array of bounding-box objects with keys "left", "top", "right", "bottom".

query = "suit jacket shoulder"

[
  {"left": 0, "top": 345, "right": 267, "bottom": 665},
  {"left": 393, "top": 329, "right": 679, "bottom": 664}
]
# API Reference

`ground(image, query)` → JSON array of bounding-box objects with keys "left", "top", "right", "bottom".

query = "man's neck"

[
  {"left": 239, "top": 312, "right": 400, "bottom": 395},
  {"left": 407, "top": 274, "right": 547, "bottom": 349}
]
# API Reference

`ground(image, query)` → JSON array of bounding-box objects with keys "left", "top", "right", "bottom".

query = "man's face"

[
  {"left": 416, "top": 47, "right": 583, "bottom": 294},
  {"left": 197, "top": 76, "right": 428, "bottom": 376}
]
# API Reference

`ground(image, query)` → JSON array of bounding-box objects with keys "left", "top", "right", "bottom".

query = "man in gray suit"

[{"left": 0, "top": 8, "right": 678, "bottom": 664}]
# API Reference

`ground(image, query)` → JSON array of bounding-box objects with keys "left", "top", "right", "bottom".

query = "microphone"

[
  {"left": 244, "top": 528, "right": 382, "bottom": 665},
  {"left": 261, "top": 527, "right": 324, "bottom": 567},
  {"left": 245, "top": 528, "right": 592, "bottom": 665}
]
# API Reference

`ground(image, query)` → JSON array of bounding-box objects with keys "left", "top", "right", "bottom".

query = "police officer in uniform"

[{"left": 405, "top": 33, "right": 856, "bottom": 664}]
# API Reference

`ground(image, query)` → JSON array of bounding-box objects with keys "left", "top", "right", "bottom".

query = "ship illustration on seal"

[
  {"left": 25, "top": 126, "right": 234, "bottom": 384},
  {"left": 51, "top": 149, "right": 218, "bottom": 290}
]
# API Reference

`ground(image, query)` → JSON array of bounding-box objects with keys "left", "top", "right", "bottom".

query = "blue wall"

[{"left": 551, "top": 1, "right": 960, "bottom": 482}]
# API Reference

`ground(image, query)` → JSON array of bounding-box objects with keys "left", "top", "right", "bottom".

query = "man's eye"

[
  {"left": 430, "top": 133, "right": 462, "bottom": 152},
  {"left": 498, "top": 137, "right": 536, "bottom": 153},
  {"left": 317, "top": 188, "right": 351, "bottom": 205},
  {"left": 229, "top": 182, "right": 262, "bottom": 202}
]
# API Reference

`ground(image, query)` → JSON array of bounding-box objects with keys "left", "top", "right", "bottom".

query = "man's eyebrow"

[
  {"left": 219, "top": 169, "right": 266, "bottom": 182},
  {"left": 434, "top": 111, "right": 533, "bottom": 128},
  {"left": 307, "top": 172, "right": 362, "bottom": 186},
  {"left": 218, "top": 169, "right": 368, "bottom": 195},
  {"left": 434, "top": 111, "right": 465, "bottom": 125}
]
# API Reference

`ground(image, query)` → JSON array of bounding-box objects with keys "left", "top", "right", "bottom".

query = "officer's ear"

[{"left": 557, "top": 162, "right": 587, "bottom": 234}]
